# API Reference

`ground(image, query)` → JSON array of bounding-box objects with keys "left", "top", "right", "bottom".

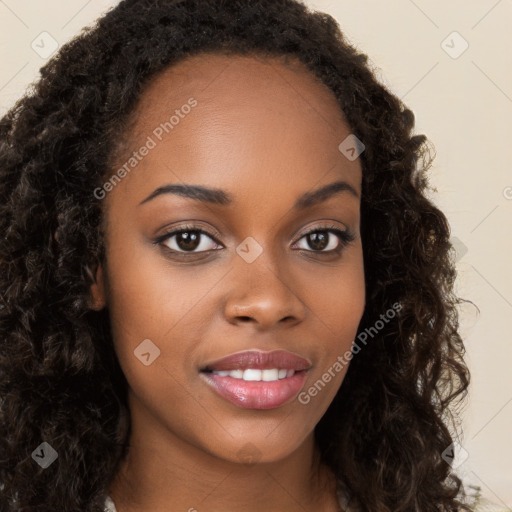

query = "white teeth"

[
  {"left": 262, "top": 369, "right": 279, "bottom": 381},
  {"left": 243, "top": 369, "right": 261, "bottom": 381},
  {"left": 211, "top": 368, "right": 296, "bottom": 381}
]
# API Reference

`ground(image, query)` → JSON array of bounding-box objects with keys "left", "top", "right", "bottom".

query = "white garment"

[
  {"left": 104, "top": 495, "right": 117, "bottom": 512},
  {"left": 104, "top": 492, "right": 353, "bottom": 511},
  {"left": 103, "top": 488, "right": 496, "bottom": 511}
]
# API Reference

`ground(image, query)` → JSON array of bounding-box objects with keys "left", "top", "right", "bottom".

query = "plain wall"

[{"left": 1, "top": 0, "right": 511, "bottom": 507}]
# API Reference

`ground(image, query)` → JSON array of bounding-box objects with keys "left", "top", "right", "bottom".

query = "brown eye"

[
  {"left": 294, "top": 226, "right": 356, "bottom": 254},
  {"left": 156, "top": 226, "right": 222, "bottom": 253},
  {"left": 302, "top": 231, "right": 331, "bottom": 251}
]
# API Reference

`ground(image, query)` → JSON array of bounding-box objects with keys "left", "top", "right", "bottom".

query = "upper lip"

[{"left": 200, "top": 349, "right": 312, "bottom": 372}]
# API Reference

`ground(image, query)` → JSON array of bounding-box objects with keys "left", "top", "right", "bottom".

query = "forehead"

[
  {"left": 104, "top": 52, "right": 362, "bottom": 213},
  {"left": 129, "top": 51, "right": 349, "bottom": 141}
]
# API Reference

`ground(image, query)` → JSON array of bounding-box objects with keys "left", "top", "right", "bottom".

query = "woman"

[{"left": 0, "top": 0, "right": 476, "bottom": 510}]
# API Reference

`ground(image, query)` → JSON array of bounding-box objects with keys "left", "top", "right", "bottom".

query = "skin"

[{"left": 89, "top": 52, "right": 365, "bottom": 512}]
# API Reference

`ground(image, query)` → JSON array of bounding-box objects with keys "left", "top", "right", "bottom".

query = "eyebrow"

[{"left": 138, "top": 179, "right": 359, "bottom": 209}]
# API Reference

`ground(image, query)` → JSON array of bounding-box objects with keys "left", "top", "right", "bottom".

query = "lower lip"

[{"left": 200, "top": 371, "right": 309, "bottom": 410}]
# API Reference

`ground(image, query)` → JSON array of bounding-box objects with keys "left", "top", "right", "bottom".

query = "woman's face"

[{"left": 92, "top": 53, "right": 365, "bottom": 465}]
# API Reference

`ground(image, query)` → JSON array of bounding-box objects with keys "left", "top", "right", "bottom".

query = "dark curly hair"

[{"left": 0, "top": 0, "right": 475, "bottom": 511}]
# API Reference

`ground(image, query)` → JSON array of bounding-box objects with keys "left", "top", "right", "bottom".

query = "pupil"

[
  {"left": 177, "top": 231, "right": 199, "bottom": 251},
  {"left": 309, "top": 231, "right": 328, "bottom": 250}
]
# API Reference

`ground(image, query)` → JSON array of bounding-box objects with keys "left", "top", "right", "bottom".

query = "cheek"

[
  {"left": 309, "top": 246, "right": 365, "bottom": 340},
  {"left": 104, "top": 232, "right": 212, "bottom": 340},
  {"left": 300, "top": 248, "right": 365, "bottom": 399},
  {"left": 103, "top": 249, "right": 201, "bottom": 425},
  {"left": 102, "top": 234, "right": 225, "bottom": 397}
]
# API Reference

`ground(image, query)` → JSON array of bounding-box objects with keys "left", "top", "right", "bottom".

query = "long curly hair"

[{"left": 0, "top": 1, "right": 474, "bottom": 510}]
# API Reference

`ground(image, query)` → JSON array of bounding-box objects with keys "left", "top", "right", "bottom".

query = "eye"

[
  {"left": 293, "top": 224, "right": 356, "bottom": 254},
  {"left": 154, "top": 222, "right": 356, "bottom": 258},
  {"left": 155, "top": 224, "right": 222, "bottom": 254}
]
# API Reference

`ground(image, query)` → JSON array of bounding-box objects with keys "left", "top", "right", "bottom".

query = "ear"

[{"left": 88, "top": 263, "right": 107, "bottom": 311}]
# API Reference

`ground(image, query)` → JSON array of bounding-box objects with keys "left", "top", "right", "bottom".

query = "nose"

[{"left": 223, "top": 249, "right": 307, "bottom": 330}]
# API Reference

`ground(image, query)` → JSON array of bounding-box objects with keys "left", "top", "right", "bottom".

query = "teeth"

[
  {"left": 262, "top": 369, "right": 279, "bottom": 381},
  {"left": 211, "top": 368, "right": 296, "bottom": 381},
  {"left": 243, "top": 369, "right": 261, "bottom": 381}
]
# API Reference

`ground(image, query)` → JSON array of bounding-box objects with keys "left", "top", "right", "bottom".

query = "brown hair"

[{"left": 0, "top": 1, "right": 473, "bottom": 510}]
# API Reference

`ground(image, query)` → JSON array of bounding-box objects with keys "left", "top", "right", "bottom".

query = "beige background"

[{"left": 1, "top": 0, "right": 511, "bottom": 507}]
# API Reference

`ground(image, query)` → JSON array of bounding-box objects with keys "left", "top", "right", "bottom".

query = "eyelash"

[{"left": 154, "top": 223, "right": 356, "bottom": 258}]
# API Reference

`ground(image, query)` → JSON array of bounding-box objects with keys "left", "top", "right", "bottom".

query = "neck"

[{"left": 108, "top": 396, "right": 341, "bottom": 512}]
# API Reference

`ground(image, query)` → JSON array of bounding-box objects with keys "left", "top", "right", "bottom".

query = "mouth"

[{"left": 199, "top": 349, "right": 311, "bottom": 410}]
